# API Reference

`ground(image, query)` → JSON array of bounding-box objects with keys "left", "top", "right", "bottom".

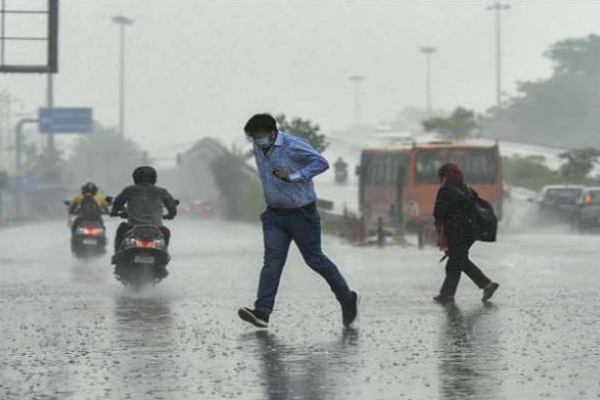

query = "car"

[
  {"left": 530, "top": 185, "right": 585, "bottom": 222},
  {"left": 181, "top": 199, "right": 215, "bottom": 218},
  {"left": 571, "top": 187, "right": 600, "bottom": 231}
]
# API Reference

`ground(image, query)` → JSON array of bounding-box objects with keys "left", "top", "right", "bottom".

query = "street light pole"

[
  {"left": 111, "top": 15, "right": 134, "bottom": 138},
  {"left": 419, "top": 46, "right": 437, "bottom": 116},
  {"left": 487, "top": 1, "right": 510, "bottom": 107},
  {"left": 348, "top": 75, "right": 365, "bottom": 128}
]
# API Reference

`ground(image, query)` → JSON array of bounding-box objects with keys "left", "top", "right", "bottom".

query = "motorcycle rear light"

[
  {"left": 584, "top": 194, "right": 593, "bottom": 206},
  {"left": 136, "top": 239, "right": 156, "bottom": 249},
  {"left": 87, "top": 228, "right": 102, "bottom": 235}
]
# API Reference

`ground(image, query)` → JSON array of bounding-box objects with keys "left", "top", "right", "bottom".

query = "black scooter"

[
  {"left": 64, "top": 201, "right": 108, "bottom": 259},
  {"left": 110, "top": 211, "right": 174, "bottom": 289}
]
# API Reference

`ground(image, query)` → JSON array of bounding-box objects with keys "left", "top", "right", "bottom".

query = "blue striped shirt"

[{"left": 253, "top": 131, "right": 329, "bottom": 208}]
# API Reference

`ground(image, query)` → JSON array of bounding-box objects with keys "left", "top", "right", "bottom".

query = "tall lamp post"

[
  {"left": 419, "top": 46, "right": 437, "bottom": 116},
  {"left": 487, "top": 1, "right": 510, "bottom": 107},
  {"left": 111, "top": 15, "right": 134, "bottom": 138},
  {"left": 348, "top": 75, "right": 365, "bottom": 128}
]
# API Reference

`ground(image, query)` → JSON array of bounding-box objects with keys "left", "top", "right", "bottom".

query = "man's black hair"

[{"left": 244, "top": 114, "right": 277, "bottom": 136}]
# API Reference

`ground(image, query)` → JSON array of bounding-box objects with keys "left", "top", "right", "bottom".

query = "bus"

[{"left": 357, "top": 141, "right": 504, "bottom": 238}]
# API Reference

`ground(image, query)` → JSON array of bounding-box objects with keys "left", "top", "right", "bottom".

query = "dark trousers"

[
  {"left": 114, "top": 222, "right": 171, "bottom": 252},
  {"left": 255, "top": 207, "right": 352, "bottom": 316},
  {"left": 439, "top": 241, "right": 491, "bottom": 297}
]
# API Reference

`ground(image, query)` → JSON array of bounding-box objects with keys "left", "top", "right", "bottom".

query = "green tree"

[
  {"left": 558, "top": 148, "right": 600, "bottom": 180},
  {"left": 503, "top": 155, "right": 560, "bottom": 190},
  {"left": 422, "top": 107, "right": 479, "bottom": 141},
  {"left": 484, "top": 34, "right": 600, "bottom": 147},
  {"left": 276, "top": 114, "right": 329, "bottom": 152},
  {"left": 210, "top": 144, "right": 261, "bottom": 220}
]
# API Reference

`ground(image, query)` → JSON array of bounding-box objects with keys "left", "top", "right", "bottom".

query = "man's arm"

[
  {"left": 162, "top": 189, "right": 177, "bottom": 219},
  {"left": 69, "top": 195, "right": 82, "bottom": 214},
  {"left": 286, "top": 138, "right": 329, "bottom": 183},
  {"left": 110, "top": 189, "right": 128, "bottom": 216},
  {"left": 97, "top": 195, "right": 110, "bottom": 214}
]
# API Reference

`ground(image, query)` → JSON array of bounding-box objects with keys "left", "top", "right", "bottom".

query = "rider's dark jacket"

[{"left": 111, "top": 183, "right": 177, "bottom": 226}]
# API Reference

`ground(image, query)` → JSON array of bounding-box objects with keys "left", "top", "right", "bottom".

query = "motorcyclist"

[
  {"left": 69, "top": 182, "right": 109, "bottom": 231},
  {"left": 110, "top": 166, "right": 177, "bottom": 256},
  {"left": 334, "top": 157, "right": 348, "bottom": 184}
]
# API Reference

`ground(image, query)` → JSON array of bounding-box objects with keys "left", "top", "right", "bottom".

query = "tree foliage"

[
  {"left": 484, "top": 34, "right": 600, "bottom": 147},
  {"left": 422, "top": 107, "right": 479, "bottom": 141},
  {"left": 210, "top": 144, "right": 264, "bottom": 220},
  {"left": 558, "top": 148, "right": 600, "bottom": 180},
  {"left": 276, "top": 114, "right": 329, "bottom": 152}
]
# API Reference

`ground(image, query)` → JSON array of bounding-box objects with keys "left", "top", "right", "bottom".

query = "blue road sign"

[{"left": 39, "top": 108, "right": 93, "bottom": 134}]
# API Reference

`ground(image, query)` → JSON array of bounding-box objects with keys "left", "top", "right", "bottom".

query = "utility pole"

[
  {"left": 348, "top": 75, "right": 365, "bottom": 128},
  {"left": 0, "top": 91, "right": 25, "bottom": 174},
  {"left": 112, "top": 15, "right": 134, "bottom": 138},
  {"left": 419, "top": 46, "right": 437, "bottom": 116},
  {"left": 14, "top": 118, "right": 39, "bottom": 219},
  {"left": 46, "top": 73, "right": 55, "bottom": 155},
  {"left": 487, "top": 1, "right": 510, "bottom": 107},
  {"left": 0, "top": 91, "right": 12, "bottom": 171}
]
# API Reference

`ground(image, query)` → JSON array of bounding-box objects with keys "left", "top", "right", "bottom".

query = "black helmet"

[
  {"left": 132, "top": 166, "right": 157, "bottom": 185},
  {"left": 81, "top": 182, "right": 98, "bottom": 195}
]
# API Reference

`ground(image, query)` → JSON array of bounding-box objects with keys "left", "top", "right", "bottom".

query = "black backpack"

[{"left": 448, "top": 185, "right": 498, "bottom": 242}]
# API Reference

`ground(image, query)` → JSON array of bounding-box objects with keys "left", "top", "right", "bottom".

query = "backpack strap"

[{"left": 444, "top": 184, "right": 475, "bottom": 201}]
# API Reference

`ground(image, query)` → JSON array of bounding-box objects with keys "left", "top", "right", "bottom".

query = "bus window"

[{"left": 415, "top": 148, "right": 498, "bottom": 184}]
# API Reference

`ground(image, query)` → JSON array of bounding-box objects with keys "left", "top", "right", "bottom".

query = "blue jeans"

[{"left": 255, "top": 207, "right": 352, "bottom": 316}]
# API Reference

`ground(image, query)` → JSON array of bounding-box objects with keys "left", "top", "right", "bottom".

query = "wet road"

[{"left": 0, "top": 219, "right": 598, "bottom": 400}]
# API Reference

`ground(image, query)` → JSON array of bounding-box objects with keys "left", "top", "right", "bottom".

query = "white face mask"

[{"left": 254, "top": 135, "right": 273, "bottom": 149}]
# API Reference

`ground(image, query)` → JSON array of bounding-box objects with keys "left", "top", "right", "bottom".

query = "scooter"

[
  {"left": 110, "top": 211, "right": 173, "bottom": 289},
  {"left": 64, "top": 201, "right": 108, "bottom": 259}
]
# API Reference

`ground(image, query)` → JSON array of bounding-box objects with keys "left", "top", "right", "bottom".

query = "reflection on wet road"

[
  {"left": 437, "top": 303, "right": 501, "bottom": 400},
  {"left": 0, "top": 219, "right": 598, "bottom": 399},
  {"left": 242, "top": 328, "right": 359, "bottom": 400}
]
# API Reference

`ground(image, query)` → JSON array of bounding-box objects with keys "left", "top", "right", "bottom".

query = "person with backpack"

[
  {"left": 433, "top": 163, "right": 500, "bottom": 303},
  {"left": 69, "top": 182, "right": 109, "bottom": 232}
]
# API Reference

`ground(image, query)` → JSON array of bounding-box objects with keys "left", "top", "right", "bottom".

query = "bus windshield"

[{"left": 415, "top": 148, "right": 498, "bottom": 184}]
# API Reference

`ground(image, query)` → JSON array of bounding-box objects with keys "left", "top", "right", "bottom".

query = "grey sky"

[{"left": 2, "top": 0, "right": 600, "bottom": 158}]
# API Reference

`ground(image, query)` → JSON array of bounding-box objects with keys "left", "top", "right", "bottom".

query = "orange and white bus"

[{"left": 357, "top": 141, "right": 504, "bottom": 235}]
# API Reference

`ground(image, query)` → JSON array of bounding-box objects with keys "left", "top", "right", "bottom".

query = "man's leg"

[
  {"left": 160, "top": 226, "right": 171, "bottom": 247},
  {"left": 452, "top": 241, "right": 491, "bottom": 290},
  {"left": 114, "top": 222, "right": 131, "bottom": 253},
  {"left": 439, "top": 255, "right": 462, "bottom": 298},
  {"left": 460, "top": 256, "right": 492, "bottom": 289},
  {"left": 290, "top": 210, "right": 352, "bottom": 304},
  {"left": 254, "top": 211, "right": 293, "bottom": 317}
]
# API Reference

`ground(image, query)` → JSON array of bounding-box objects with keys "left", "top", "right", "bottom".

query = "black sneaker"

[
  {"left": 482, "top": 282, "right": 500, "bottom": 302},
  {"left": 342, "top": 291, "right": 359, "bottom": 327},
  {"left": 433, "top": 295, "right": 455, "bottom": 304},
  {"left": 238, "top": 307, "right": 269, "bottom": 328}
]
